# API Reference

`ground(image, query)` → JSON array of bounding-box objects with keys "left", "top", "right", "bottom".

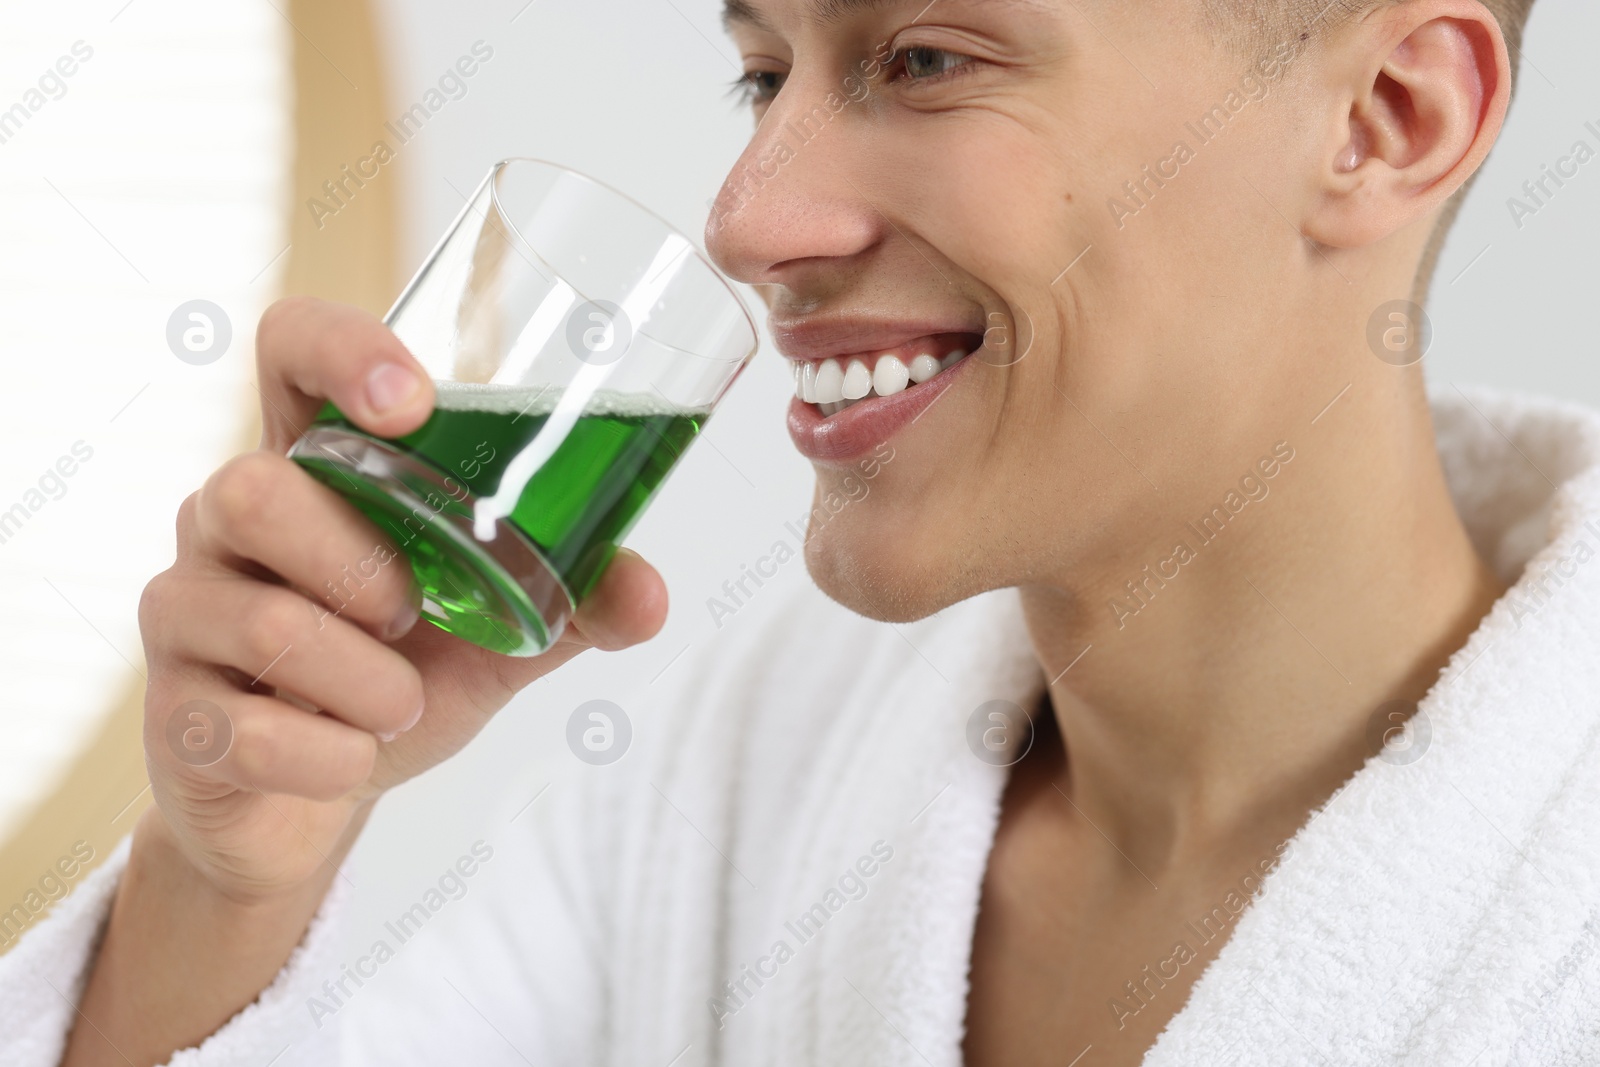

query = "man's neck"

[{"left": 1017, "top": 378, "right": 1506, "bottom": 873}]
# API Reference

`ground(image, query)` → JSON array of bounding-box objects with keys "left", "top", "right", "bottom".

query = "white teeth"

[
  {"left": 841, "top": 359, "right": 872, "bottom": 400},
  {"left": 813, "top": 358, "right": 846, "bottom": 404},
  {"left": 873, "top": 354, "right": 910, "bottom": 397},
  {"left": 908, "top": 354, "right": 941, "bottom": 383},
  {"left": 792, "top": 346, "right": 968, "bottom": 414}
]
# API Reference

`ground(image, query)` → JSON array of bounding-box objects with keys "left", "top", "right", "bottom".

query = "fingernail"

[
  {"left": 382, "top": 591, "right": 422, "bottom": 642},
  {"left": 366, "top": 363, "right": 422, "bottom": 415},
  {"left": 377, "top": 730, "right": 399, "bottom": 743},
  {"left": 400, "top": 699, "right": 424, "bottom": 733}
]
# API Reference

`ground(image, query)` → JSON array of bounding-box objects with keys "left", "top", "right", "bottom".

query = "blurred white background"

[
  {"left": 0, "top": 0, "right": 1595, "bottom": 965},
  {"left": 0, "top": 0, "right": 291, "bottom": 839}
]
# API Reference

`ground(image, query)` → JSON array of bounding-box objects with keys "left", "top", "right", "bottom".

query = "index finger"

[{"left": 254, "top": 296, "right": 436, "bottom": 454}]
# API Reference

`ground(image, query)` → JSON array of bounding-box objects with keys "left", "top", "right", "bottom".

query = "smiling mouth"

[{"left": 790, "top": 334, "right": 979, "bottom": 417}]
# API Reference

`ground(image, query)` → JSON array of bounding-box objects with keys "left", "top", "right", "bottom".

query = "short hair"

[
  {"left": 1203, "top": 0, "right": 1537, "bottom": 299},
  {"left": 1204, "top": 0, "right": 1534, "bottom": 76}
]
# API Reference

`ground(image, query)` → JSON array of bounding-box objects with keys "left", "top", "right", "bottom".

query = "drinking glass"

[{"left": 289, "top": 159, "right": 757, "bottom": 656}]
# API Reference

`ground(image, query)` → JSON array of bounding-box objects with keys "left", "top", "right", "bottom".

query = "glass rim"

[{"left": 386, "top": 156, "right": 759, "bottom": 364}]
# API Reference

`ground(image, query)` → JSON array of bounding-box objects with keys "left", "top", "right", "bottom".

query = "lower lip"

[{"left": 786, "top": 353, "right": 974, "bottom": 465}]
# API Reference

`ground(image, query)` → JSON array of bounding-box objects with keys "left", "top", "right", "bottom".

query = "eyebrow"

[
  {"left": 721, "top": 0, "right": 927, "bottom": 32},
  {"left": 722, "top": 0, "right": 769, "bottom": 29},
  {"left": 722, "top": 0, "right": 1047, "bottom": 32}
]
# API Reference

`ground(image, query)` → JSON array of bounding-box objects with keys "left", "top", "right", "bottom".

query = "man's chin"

[{"left": 802, "top": 538, "right": 957, "bottom": 626}]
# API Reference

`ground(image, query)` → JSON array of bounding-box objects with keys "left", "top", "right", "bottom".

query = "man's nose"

[{"left": 704, "top": 84, "right": 884, "bottom": 290}]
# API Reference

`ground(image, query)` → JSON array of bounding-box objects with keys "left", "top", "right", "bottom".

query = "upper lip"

[{"left": 769, "top": 312, "right": 985, "bottom": 363}]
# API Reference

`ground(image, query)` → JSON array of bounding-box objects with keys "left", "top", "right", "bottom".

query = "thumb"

[{"left": 253, "top": 297, "right": 435, "bottom": 454}]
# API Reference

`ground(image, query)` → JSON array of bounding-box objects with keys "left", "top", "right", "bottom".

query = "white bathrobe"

[{"left": 8, "top": 385, "right": 1600, "bottom": 1066}]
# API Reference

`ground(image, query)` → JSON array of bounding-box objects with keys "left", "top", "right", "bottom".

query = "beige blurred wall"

[{"left": 0, "top": 0, "right": 400, "bottom": 954}]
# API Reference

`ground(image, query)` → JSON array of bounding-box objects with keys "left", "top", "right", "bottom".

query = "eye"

[
  {"left": 730, "top": 69, "right": 787, "bottom": 107},
  {"left": 895, "top": 46, "right": 973, "bottom": 82}
]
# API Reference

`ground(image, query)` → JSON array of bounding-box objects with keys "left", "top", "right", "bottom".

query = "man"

[{"left": 15, "top": 0, "right": 1600, "bottom": 1064}]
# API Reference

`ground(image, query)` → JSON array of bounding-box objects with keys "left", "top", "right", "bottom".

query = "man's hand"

[
  {"left": 142, "top": 295, "right": 667, "bottom": 902},
  {"left": 62, "top": 297, "right": 667, "bottom": 1066}
]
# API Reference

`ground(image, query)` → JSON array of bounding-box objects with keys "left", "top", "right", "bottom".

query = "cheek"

[{"left": 930, "top": 129, "right": 1077, "bottom": 291}]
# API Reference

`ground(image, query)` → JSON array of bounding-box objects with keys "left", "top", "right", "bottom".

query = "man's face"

[{"left": 707, "top": 0, "right": 1324, "bottom": 622}]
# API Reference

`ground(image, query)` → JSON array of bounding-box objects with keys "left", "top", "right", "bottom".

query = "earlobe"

[{"left": 1304, "top": 0, "right": 1510, "bottom": 249}]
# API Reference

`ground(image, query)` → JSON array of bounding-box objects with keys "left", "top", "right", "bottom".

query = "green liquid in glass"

[{"left": 292, "top": 384, "right": 704, "bottom": 655}]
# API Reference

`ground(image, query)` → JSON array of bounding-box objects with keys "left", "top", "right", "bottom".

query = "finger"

[
  {"left": 254, "top": 296, "right": 435, "bottom": 453},
  {"left": 194, "top": 450, "right": 420, "bottom": 639},
  {"left": 564, "top": 548, "right": 669, "bottom": 652},
  {"left": 163, "top": 574, "right": 424, "bottom": 739},
  {"left": 149, "top": 684, "right": 377, "bottom": 802}
]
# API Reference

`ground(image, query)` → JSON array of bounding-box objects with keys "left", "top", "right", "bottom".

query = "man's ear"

[{"left": 1304, "top": 0, "right": 1512, "bottom": 248}]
